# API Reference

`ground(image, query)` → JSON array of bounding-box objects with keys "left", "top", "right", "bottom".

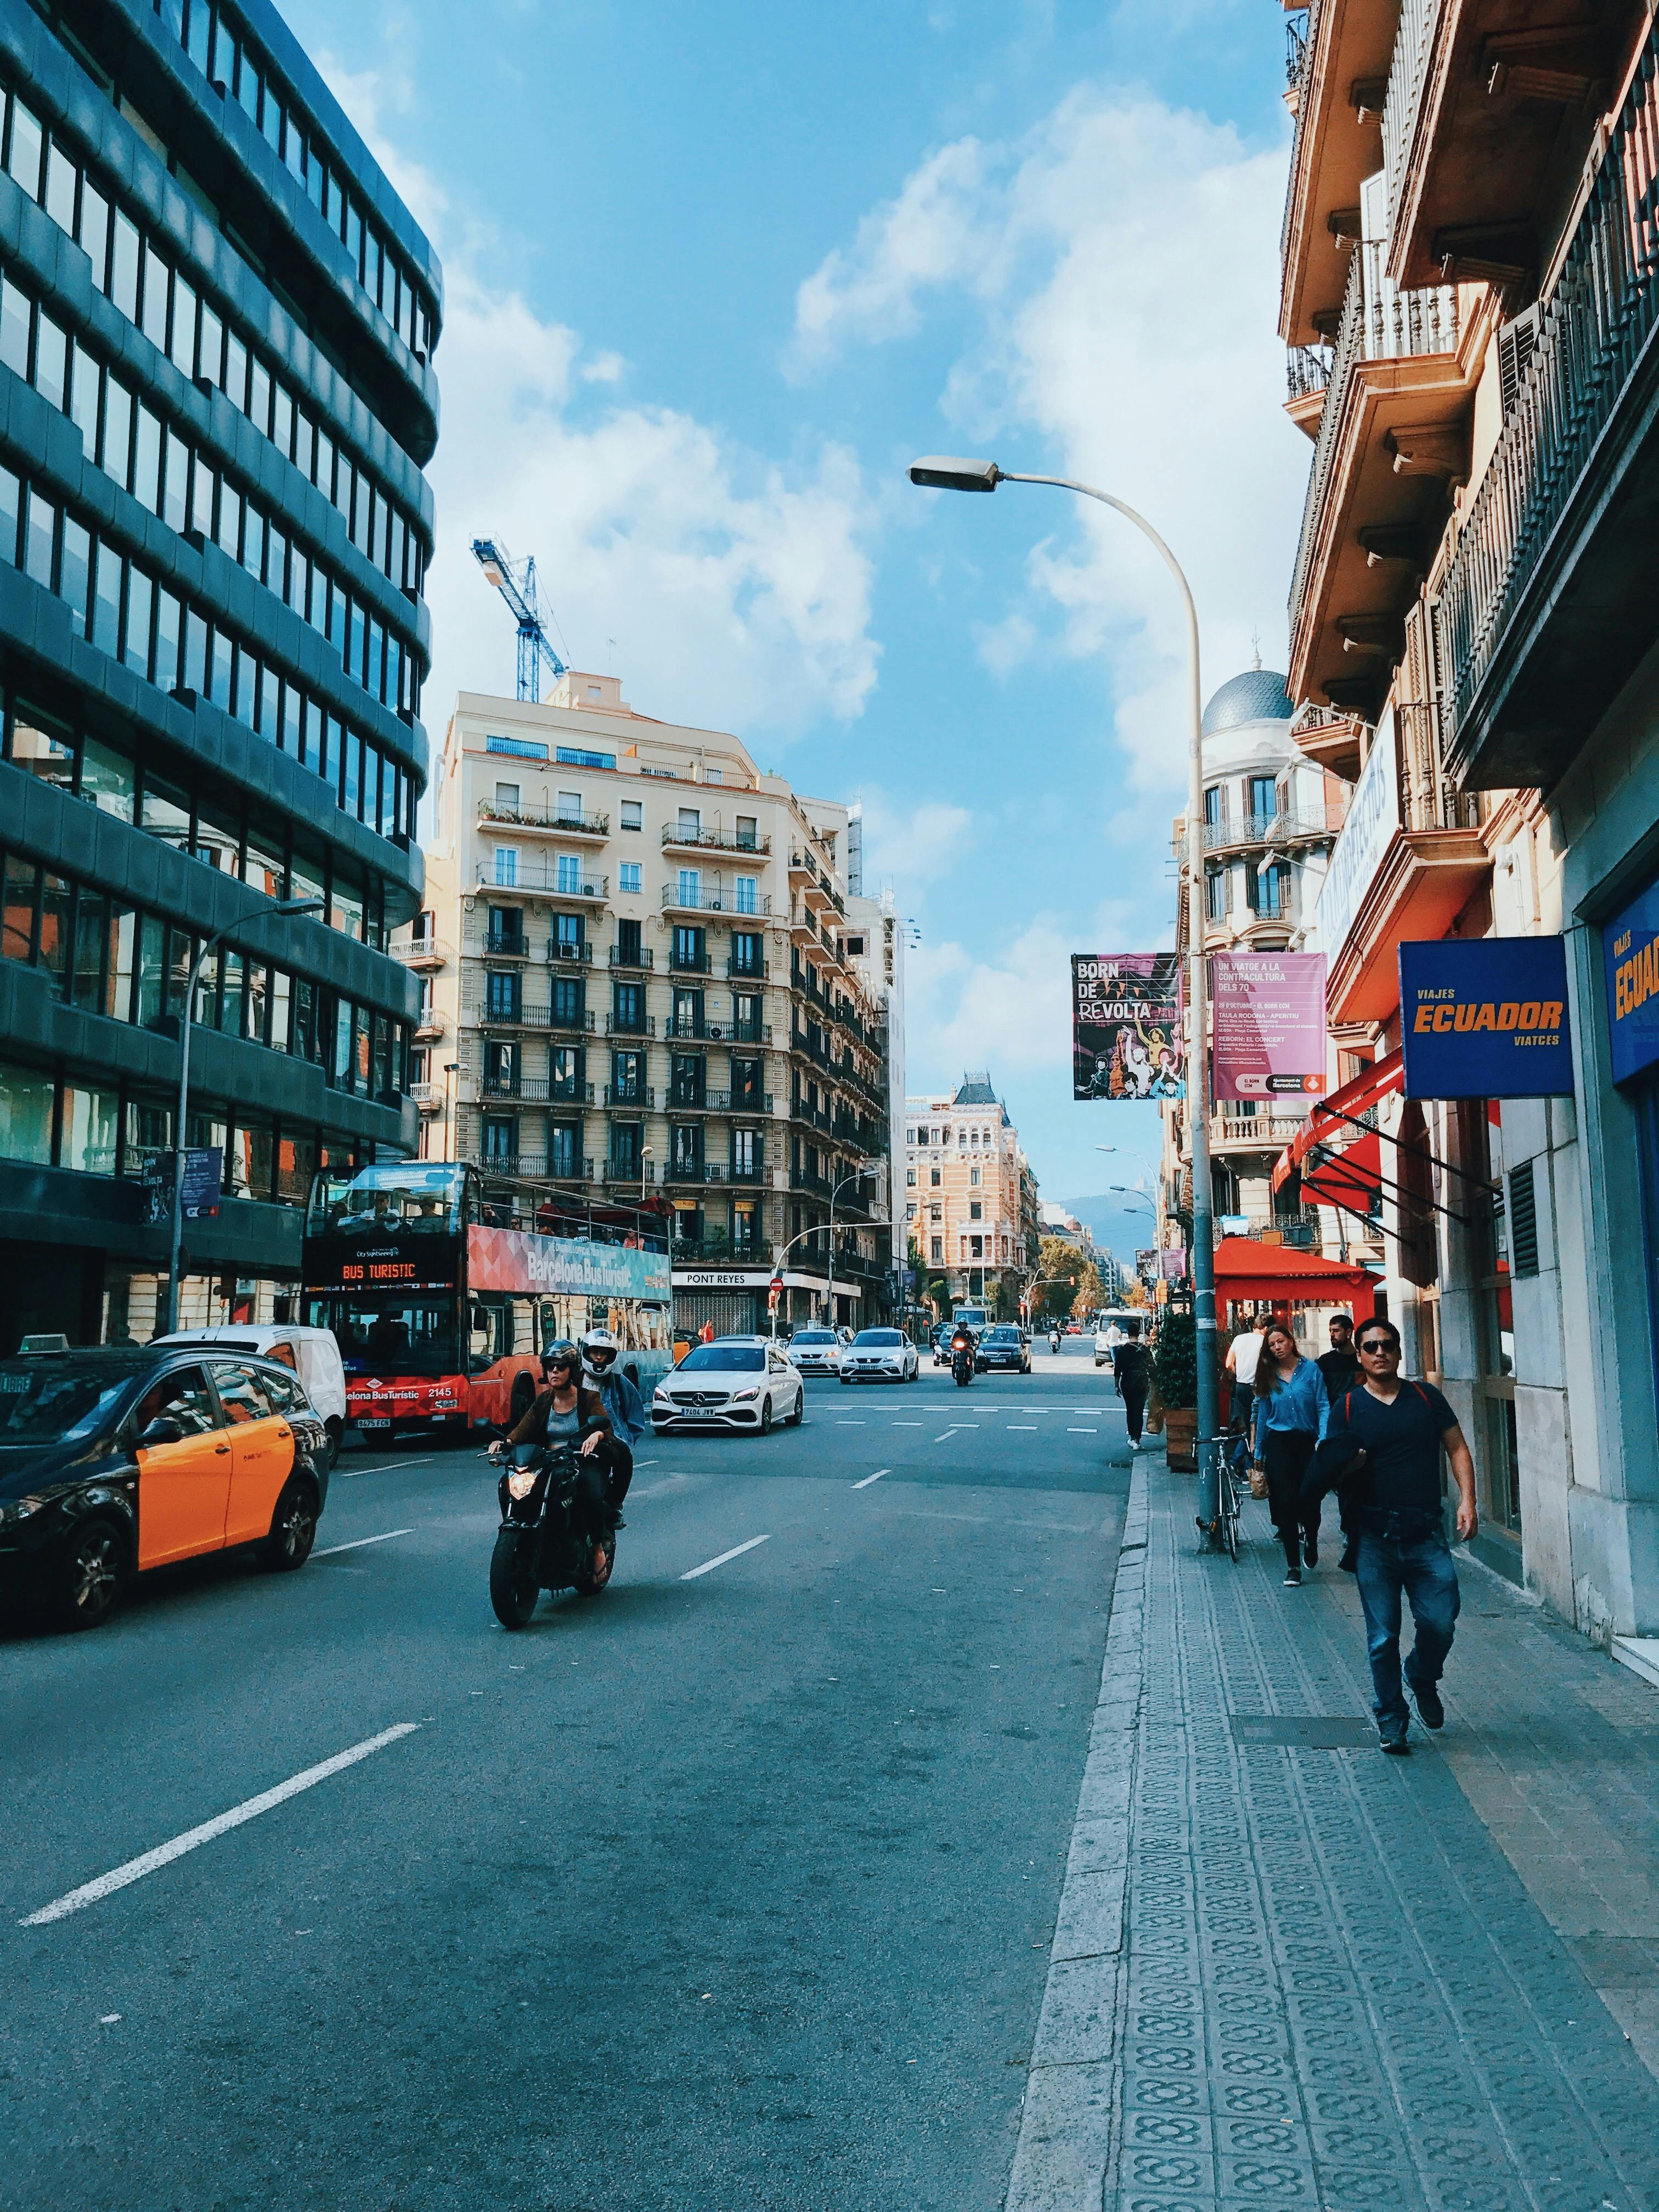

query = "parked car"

[
  {"left": 0, "top": 1341, "right": 330, "bottom": 1630},
  {"left": 155, "top": 1323, "right": 347, "bottom": 1464},
  {"left": 975, "top": 1324, "right": 1032, "bottom": 1375},
  {"left": 787, "top": 1328, "right": 843, "bottom": 1378},
  {"left": 651, "top": 1338, "right": 805, "bottom": 1435},
  {"left": 839, "top": 1328, "right": 920, "bottom": 1384}
]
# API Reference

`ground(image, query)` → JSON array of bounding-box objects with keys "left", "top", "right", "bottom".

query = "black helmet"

[{"left": 540, "top": 1338, "right": 580, "bottom": 1377}]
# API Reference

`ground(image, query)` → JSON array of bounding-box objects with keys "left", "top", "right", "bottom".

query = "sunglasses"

[{"left": 1356, "top": 1337, "right": 1398, "bottom": 1356}]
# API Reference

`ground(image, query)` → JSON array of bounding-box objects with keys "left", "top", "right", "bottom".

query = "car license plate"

[{"left": 354, "top": 1417, "right": 392, "bottom": 1430}]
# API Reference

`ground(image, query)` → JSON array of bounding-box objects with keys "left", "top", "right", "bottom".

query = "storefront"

[
  {"left": 670, "top": 1265, "right": 860, "bottom": 1339},
  {"left": 1605, "top": 862, "right": 1659, "bottom": 1425}
]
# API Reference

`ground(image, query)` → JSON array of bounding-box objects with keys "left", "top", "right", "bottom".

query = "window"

[
  {"left": 549, "top": 1121, "right": 581, "bottom": 1178},
  {"left": 555, "top": 746, "right": 615, "bottom": 771},
  {"left": 486, "top": 970, "right": 520, "bottom": 1021},
  {"left": 672, "top": 925, "right": 705, "bottom": 970},
  {"left": 487, "top": 905, "right": 524, "bottom": 953},
  {"left": 0, "top": 1062, "right": 53, "bottom": 1163},
  {"left": 209, "top": 1363, "right": 275, "bottom": 1425},
  {"left": 930, "top": 1237, "right": 943, "bottom": 1262},
  {"left": 969, "top": 1201, "right": 983, "bottom": 1221},
  {"left": 494, "top": 781, "right": 520, "bottom": 811},
  {"left": 670, "top": 1054, "right": 706, "bottom": 1108},
  {"left": 620, "top": 799, "right": 642, "bottom": 832},
  {"left": 610, "top": 1121, "right": 642, "bottom": 1176},
  {"left": 970, "top": 1166, "right": 980, "bottom": 1187},
  {"left": 551, "top": 975, "right": 585, "bottom": 1026},
  {"left": 677, "top": 867, "right": 702, "bottom": 907},
  {"left": 1248, "top": 775, "right": 1278, "bottom": 823},
  {"left": 555, "top": 853, "right": 583, "bottom": 894},
  {"left": 731, "top": 1128, "right": 761, "bottom": 1177},
  {"left": 930, "top": 1167, "right": 941, "bottom": 1187},
  {"left": 494, "top": 846, "right": 519, "bottom": 888},
  {"left": 616, "top": 917, "right": 642, "bottom": 964},
  {"left": 735, "top": 874, "right": 758, "bottom": 916},
  {"left": 612, "top": 981, "right": 645, "bottom": 1032},
  {"left": 736, "top": 815, "right": 758, "bottom": 850},
  {"left": 1256, "top": 863, "right": 1285, "bottom": 919},
  {"left": 611, "top": 1050, "right": 645, "bottom": 1105},
  {"left": 618, "top": 861, "right": 641, "bottom": 895},
  {"left": 731, "top": 930, "right": 764, "bottom": 979},
  {"left": 556, "top": 788, "right": 582, "bottom": 822},
  {"left": 906, "top": 1167, "right": 917, "bottom": 1186},
  {"left": 1206, "top": 865, "right": 1227, "bottom": 922}
]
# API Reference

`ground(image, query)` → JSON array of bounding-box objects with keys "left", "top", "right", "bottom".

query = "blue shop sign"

[
  {"left": 1605, "top": 866, "right": 1659, "bottom": 1086},
  {"left": 1399, "top": 938, "right": 1574, "bottom": 1098}
]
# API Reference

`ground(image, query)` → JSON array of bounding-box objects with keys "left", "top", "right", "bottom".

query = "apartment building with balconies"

[
  {"left": 404, "top": 676, "right": 898, "bottom": 1335},
  {"left": 1273, "top": 0, "right": 1659, "bottom": 1651},
  {"left": 904, "top": 1075, "right": 1040, "bottom": 1317}
]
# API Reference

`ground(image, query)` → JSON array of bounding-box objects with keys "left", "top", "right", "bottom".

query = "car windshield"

[
  {"left": 853, "top": 1330, "right": 904, "bottom": 1347},
  {"left": 676, "top": 1346, "right": 765, "bottom": 1373},
  {"left": 792, "top": 1331, "right": 835, "bottom": 1345},
  {"left": 986, "top": 1328, "right": 1022, "bottom": 1344},
  {"left": 0, "top": 1359, "right": 136, "bottom": 1443}
]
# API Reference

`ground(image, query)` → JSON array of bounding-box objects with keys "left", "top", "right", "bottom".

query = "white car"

[
  {"left": 839, "top": 1327, "right": 920, "bottom": 1384},
  {"left": 787, "top": 1327, "right": 843, "bottom": 1377},
  {"left": 652, "top": 1338, "right": 805, "bottom": 1435}
]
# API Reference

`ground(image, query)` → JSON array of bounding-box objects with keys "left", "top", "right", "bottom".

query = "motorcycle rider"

[
  {"left": 1049, "top": 1325, "right": 1062, "bottom": 1355},
  {"left": 491, "top": 1340, "right": 618, "bottom": 1539},
  {"left": 950, "top": 1321, "right": 975, "bottom": 1381},
  {"left": 579, "top": 1325, "right": 646, "bottom": 1527}
]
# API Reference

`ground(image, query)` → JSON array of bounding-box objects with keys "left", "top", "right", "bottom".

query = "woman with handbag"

[{"left": 1251, "top": 1321, "right": 1329, "bottom": 1586}]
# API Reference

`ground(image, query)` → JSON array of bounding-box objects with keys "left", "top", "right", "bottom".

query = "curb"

[{"left": 1003, "top": 1456, "right": 1148, "bottom": 2211}]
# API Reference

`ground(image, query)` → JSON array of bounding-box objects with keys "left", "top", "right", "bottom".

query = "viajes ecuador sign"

[
  {"left": 1398, "top": 938, "right": 1574, "bottom": 1099},
  {"left": 1605, "top": 864, "right": 1659, "bottom": 1085}
]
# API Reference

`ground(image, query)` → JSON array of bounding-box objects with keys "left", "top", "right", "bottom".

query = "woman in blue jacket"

[{"left": 1251, "top": 1319, "right": 1329, "bottom": 1586}]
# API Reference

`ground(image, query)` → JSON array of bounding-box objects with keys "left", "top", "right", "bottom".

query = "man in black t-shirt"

[
  {"left": 1316, "top": 1312, "right": 1361, "bottom": 1398},
  {"left": 1324, "top": 1316, "right": 1477, "bottom": 1754},
  {"left": 1112, "top": 1319, "right": 1150, "bottom": 1451}
]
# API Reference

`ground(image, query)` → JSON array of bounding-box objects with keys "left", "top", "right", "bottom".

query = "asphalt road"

[{"left": 2, "top": 1342, "right": 1128, "bottom": 2212}]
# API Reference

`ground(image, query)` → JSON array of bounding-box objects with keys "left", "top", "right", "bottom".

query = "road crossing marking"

[
  {"left": 314, "top": 1528, "right": 414, "bottom": 1558},
  {"left": 19, "top": 1724, "right": 422, "bottom": 1926},
  {"left": 852, "top": 1469, "right": 890, "bottom": 1489},
  {"left": 681, "top": 1533, "right": 771, "bottom": 1581}
]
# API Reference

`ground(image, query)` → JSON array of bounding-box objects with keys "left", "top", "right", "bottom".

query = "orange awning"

[
  {"left": 1272, "top": 1047, "right": 1403, "bottom": 1193},
  {"left": 1302, "top": 1129, "right": 1381, "bottom": 1212},
  {"left": 1211, "top": 1236, "right": 1376, "bottom": 1317}
]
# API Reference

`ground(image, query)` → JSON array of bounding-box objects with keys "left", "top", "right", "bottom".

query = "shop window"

[{"left": 0, "top": 1063, "right": 53, "bottom": 1163}]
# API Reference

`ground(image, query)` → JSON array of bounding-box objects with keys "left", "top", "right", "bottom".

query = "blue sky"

[{"left": 285, "top": 0, "right": 1313, "bottom": 1239}]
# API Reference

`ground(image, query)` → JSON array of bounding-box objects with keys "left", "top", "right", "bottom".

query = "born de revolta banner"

[{"left": 1071, "top": 955, "right": 1186, "bottom": 1101}]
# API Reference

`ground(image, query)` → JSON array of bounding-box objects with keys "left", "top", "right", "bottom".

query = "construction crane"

[{"left": 470, "top": 538, "right": 568, "bottom": 703}]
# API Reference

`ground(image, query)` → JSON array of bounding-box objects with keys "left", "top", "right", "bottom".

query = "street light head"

[
  {"left": 274, "top": 896, "right": 325, "bottom": 917},
  {"left": 909, "top": 455, "right": 1001, "bottom": 493}
]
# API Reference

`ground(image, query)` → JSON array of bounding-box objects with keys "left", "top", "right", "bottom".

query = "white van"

[{"left": 153, "top": 1323, "right": 348, "bottom": 1464}]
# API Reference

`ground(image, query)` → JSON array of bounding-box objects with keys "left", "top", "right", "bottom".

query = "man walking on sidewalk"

[
  {"left": 1112, "top": 1317, "right": 1150, "bottom": 1452},
  {"left": 1330, "top": 1317, "right": 1477, "bottom": 1754}
]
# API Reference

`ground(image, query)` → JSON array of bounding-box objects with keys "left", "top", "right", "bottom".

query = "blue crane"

[{"left": 470, "top": 537, "right": 568, "bottom": 703}]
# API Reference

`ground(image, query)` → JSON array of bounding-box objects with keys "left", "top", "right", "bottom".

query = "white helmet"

[{"left": 580, "top": 1326, "right": 620, "bottom": 1378}]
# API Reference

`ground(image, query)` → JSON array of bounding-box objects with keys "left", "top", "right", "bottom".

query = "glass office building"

[{"left": 0, "top": 0, "right": 438, "bottom": 1345}]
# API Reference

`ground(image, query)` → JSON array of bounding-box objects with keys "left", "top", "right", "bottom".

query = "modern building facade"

[
  {"left": 409, "top": 676, "right": 900, "bottom": 1336},
  {"left": 904, "top": 1075, "right": 1040, "bottom": 1316},
  {"left": 1273, "top": 0, "right": 1659, "bottom": 1650},
  {"left": 0, "top": 0, "right": 435, "bottom": 1349},
  {"left": 1158, "top": 665, "right": 1351, "bottom": 1261}
]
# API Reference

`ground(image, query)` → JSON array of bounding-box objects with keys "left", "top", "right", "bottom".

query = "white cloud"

[
  {"left": 850, "top": 791, "right": 975, "bottom": 897},
  {"left": 308, "top": 52, "right": 882, "bottom": 753}
]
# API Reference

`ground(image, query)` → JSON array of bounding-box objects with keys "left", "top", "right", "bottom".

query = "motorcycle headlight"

[{"left": 506, "top": 1468, "right": 539, "bottom": 1501}]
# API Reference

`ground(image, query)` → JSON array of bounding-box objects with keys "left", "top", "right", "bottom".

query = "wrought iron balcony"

[
  {"left": 605, "top": 1012, "right": 656, "bottom": 1038},
  {"left": 1171, "top": 810, "right": 1342, "bottom": 861},
  {"left": 477, "top": 863, "right": 608, "bottom": 900},
  {"left": 602, "top": 1084, "right": 655, "bottom": 1109},
  {"left": 484, "top": 930, "right": 530, "bottom": 958},
  {"left": 545, "top": 939, "right": 594, "bottom": 965},
  {"left": 661, "top": 823, "right": 771, "bottom": 856},
  {"left": 478, "top": 800, "right": 609, "bottom": 838},
  {"left": 393, "top": 935, "right": 448, "bottom": 967},
  {"left": 608, "top": 944, "right": 654, "bottom": 969},
  {"left": 661, "top": 884, "right": 771, "bottom": 917}
]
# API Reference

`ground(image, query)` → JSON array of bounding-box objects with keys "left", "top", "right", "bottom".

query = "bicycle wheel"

[{"left": 1223, "top": 1472, "right": 1240, "bottom": 1561}]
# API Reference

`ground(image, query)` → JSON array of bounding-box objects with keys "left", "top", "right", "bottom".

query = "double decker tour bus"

[{"left": 302, "top": 1162, "right": 673, "bottom": 1443}]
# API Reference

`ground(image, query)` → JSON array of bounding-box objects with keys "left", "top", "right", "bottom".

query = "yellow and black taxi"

[{"left": 0, "top": 1338, "right": 331, "bottom": 1631}]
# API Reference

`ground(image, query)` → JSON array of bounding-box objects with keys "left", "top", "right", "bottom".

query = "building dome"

[{"left": 1200, "top": 668, "right": 1294, "bottom": 738}]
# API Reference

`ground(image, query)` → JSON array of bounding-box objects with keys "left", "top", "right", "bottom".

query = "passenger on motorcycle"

[
  {"left": 579, "top": 1326, "right": 645, "bottom": 1526},
  {"left": 492, "top": 1341, "right": 619, "bottom": 1535}
]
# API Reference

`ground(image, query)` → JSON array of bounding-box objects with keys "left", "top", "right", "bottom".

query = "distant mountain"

[{"left": 1057, "top": 1193, "right": 1160, "bottom": 1267}]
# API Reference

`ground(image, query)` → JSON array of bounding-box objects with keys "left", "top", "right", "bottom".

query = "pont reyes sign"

[{"left": 1399, "top": 938, "right": 1573, "bottom": 1099}]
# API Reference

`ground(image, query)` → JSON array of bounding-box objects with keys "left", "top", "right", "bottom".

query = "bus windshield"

[
  {"left": 307, "top": 1164, "right": 464, "bottom": 1238},
  {"left": 306, "top": 1296, "right": 461, "bottom": 1375}
]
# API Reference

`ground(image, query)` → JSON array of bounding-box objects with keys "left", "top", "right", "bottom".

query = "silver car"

[
  {"left": 839, "top": 1327, "right": 920, "bottom": 1384},
  {"left": 787, "top": 1327, "right": 843, "bottom": 1377}
]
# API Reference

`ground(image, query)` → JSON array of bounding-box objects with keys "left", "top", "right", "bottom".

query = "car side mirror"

[{"left": 137, "top": 1416, "right": 185, "bottom": 1448}]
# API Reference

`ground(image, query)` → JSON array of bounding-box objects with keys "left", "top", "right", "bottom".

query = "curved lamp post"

[
  {"left": 160, "top": 895, "right": 324, "bottom": 1338},
  {"left": 909, "top": 456, "right": 1219, "bottom": 1536}
]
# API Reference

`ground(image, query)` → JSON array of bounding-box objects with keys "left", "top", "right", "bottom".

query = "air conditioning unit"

[{"left": 707, "top": 1024, "right": 724, "bottom": 1040}]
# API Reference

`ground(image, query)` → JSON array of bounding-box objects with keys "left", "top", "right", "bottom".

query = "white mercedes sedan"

[{"left": 651, "top": 1339, "right": 806, "bottom": 1435}]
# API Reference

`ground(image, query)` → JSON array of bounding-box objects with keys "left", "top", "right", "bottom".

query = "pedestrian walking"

[
  {"left": 1251, "top": 1321, "right": 1329, "bottom": 1586},
  {"left": 1111, "top": 1318, "right": 1151, "bottom": 1452},
  {"left": 1225, "top": 1313, "right": 1266, "bottom": 1395},
  {"left": 1317, "top": 1311, "right": 1361, "bottom": 1397},
  {"left": 1326, "top": 1316, "right": 1477, "bottom": 1754}
]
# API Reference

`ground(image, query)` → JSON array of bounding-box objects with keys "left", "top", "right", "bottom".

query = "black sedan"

[
  {"left": 0, "top": 1342, "right": 331, "bottom": 1630},
  {"left": 974, "top": 1325, "right": 1032, "bottom": 1375}
]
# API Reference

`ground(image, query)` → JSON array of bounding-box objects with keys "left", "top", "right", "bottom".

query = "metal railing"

[
  {"left": 1440, "top": 20, "right": 1659, "bottom": 736},
  {"left": 606, "top": 1159, "right": 657, "bottom": 1187},
  {"left": 482, "top": 1077, "right": 595, "bottom": 1105},
  {"left": 1173, "top": 809, "right": 1341, "bottom": 859},
  {"left": 393, "top": 936, "right": 448, "bottom": 964},
  {"left": 546, "top": 940, "right": 593, "bottom": 965},
  {"left": 605, "top": 1013, "right": 656, "bottom": 1037},
  {"left": 661, "top": 884, "right": 771, "bottom": 916},
  {"left": 1285, "top": 8, "right": 1308, "bottom": 92},
  {"left": 478, "top": 864, "right": 608, "bottom": 899},
  {"left": 1289, "top": 240, "right": 1459, "bottom": 645},
  {"left": 668, "top": 949, "right": 712, "bottom": 974},
  {"left": 661, "top": 824, "right": 771, "bottom": 856},
  {"left": 726, "top": 958, "right": 769, "bottom": 981},
  {"left": 1396, "top": 701, "right": 1479, "bottom": 831},
  {"left": 484, "top": 931, "right": 529, "bottom": 958},
  {"left": 731, "top": 1019, "right": 772, "bottom": 1045},
  {"left": 602, "top": 1085, "right": 655, "bottom": 1109},
  {"left": 1280, "top": 0, "right": 1325, "bottom": 260},
  {"left": 479, "top": 1154, "right": 595, "bottom": 1183},
  {"left": 1285, "top": 345, "right": 1332, "bottom": 401},
  {"left": 1380, "top": 0, "right": 1439, "bottom": 245},
  {"left": 608, "top": 944, "right": 654, "bottom": 968},
  {"left": 478, "top": 800, "right": 609, "bottom": 835},
  {"left": 479, "top": 1004, "right": 595, "bottom": 1034}
]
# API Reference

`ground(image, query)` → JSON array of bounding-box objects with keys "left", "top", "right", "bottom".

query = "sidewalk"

[{"left": 1007, "top": 1452, "right": 1659, "bottom": 2212}]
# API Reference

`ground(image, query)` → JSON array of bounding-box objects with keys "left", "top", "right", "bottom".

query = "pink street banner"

[{"left": 1211, "top": 951, "right": 1330, "bottom": 1104}]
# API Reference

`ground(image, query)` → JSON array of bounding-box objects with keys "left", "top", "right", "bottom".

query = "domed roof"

[{"left": 1201, "top": 668, "right": 1294, "bottom": 738}]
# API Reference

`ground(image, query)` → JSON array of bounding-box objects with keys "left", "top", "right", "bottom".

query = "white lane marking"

[
  {"left": 1067, "top": 1427, "right": 1098, "bottom": 1434},
  {"left": 313, "top": 1528, "right": 414, "bottom": 1558},
  {"left": 19, "top": 1725, "right": 421, "bottom": 1926},
  {"left": 934, "top": 1429, "right": 963, "bottom": 1443},
  {"left": 836, "top": 1421, "right": 867, "bottom": 1427},
  {"left": 1007, "top": 1425, "right": 1039, "bottom": 1432},
  {"left": 337, "top": 1458, "right": 431, "bottom": 1478},
  {"left": 680, "top": 1534, "right": 771, "bottom": 1581},
  {"left": 890, "top": 1421, "right": 924, "bottom": 1427},
  {"left": 852, "top": 1468, "right": 890, "bottom": 1489}
]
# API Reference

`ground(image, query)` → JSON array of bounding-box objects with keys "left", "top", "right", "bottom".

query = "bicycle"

[{"left": 1196, "top": 1426, "right": 1247, "bottom": 1560}]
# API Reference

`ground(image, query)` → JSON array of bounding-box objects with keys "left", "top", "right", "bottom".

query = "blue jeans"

[{"left": 1353, "top": 1521, "right": 1460, "bottom": 1723}]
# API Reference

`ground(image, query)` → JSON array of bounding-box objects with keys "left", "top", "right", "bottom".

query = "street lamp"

[
  {"left": 159, "top": 895, "right": 324, "bottom": 1339},
  {"left": 910, "top": 454, "right": 1220, "bottom": 1536},
  {"left": 826, "top": 1163, "right": 876, "bottom": 1328}
]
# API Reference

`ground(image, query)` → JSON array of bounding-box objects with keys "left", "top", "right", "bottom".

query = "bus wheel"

[{"left": 509, "top": 1373, "right": 537, "bottom": 1429}]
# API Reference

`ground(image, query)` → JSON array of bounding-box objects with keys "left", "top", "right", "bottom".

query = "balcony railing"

[
  {"left": 661, "top": 884, "right": 771, "bottom": 917},
  {"left": 661, "top": 825, "right": 771, "bottom": 856},
  {"left": 482, "top": 1077, "right": 595, "bottom": 1105},
  {"left": 477, "top": 864, "right": 608, "bottom": 899},
  {"left": 546, "top": 940, "right": 593, "bottom": 965},
  {"left": 1285, "top": 345, "right": 1332, "bottom": 402},
  {"left": 608, "top": 944, "right": 654, "bottom": 969},
  {"left": 1172, "top": 809, "right": 1344, "bottom": 860},
  {"left": 606, "top": 1159, "right": 657, "bottom": 1186},
  {"left": 1379, "top": 0, "right": 1438, "bottom": 249},
  {"left": 726, "top": 958, "right": 769, "bottom": 982},
  {"left": 1209, "top": 1109, "right": 1311, "bottom": 1150},
  {"left": 602, "top": 1085, "right": 655, "bottom": 1109},
  {"left": 668, "top": 949, "right": 712, "bottom": 975},
  {"left": 663, "top": 1160, "right": 726, "bottom": 1186},
  {"left": 1289, "top": 240, "right": 1459, "bottom": 646},
  {"left": 484, "top": 931, "right": 529, "bottom": 958},
  {"left": 1395, "top": 701, "right": 1478, "bottom": 832},
  {"left": 393, "top": 936, "right": 449, "bottom": 966},
  {"left": 1439, "top": 22, "right": 1659, "bottom": 751},
  {"left": 479, "top": 1154, "right": 595, "bottom": 1183},
  {"left": 407, "top": 1081, "right": 439, "bottom": 1109},
  {"left": 479, "top": 800, "right": 609, "bottom": 836},
  {"left": 481, "top": 1004, "right": 594, "bottom": 1034},
  {"left": 605, "top": 1013, "right": 656, "bottom": 1038},
  {"left": 731, "top": 1018, "right": 772, "bottom": 1045},
  {"left": 1279, "top": 0, "right": 1325, "bottom": 262}
]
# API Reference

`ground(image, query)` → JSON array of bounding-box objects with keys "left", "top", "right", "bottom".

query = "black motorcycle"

[
  {"left": 950, "top": 1338, "right": 975, "bottom": 1387},
  {"left": 487, "top": 1431, "right": 615, "bottom": 1629}
]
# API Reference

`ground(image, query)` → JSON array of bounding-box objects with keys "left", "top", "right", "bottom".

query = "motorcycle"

[
  {"left": 950, "top": 1336, "right": 975, "bottom": 1388},
  {"left": 1049, "top": 1330, "right": 1061, "bottom": 1355},
  {"left": 486, "top": 1429, "right": 615, "bottom": 1628}
]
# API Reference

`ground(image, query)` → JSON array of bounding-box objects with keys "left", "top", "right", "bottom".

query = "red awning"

[
  {"left": 1301, "top": 1129, "right": 1381, "bottom": 1211},
  {"left": 1211, "top": 1236, "right": 1376, "bottom": 1316},
  {"left": 1272, "top": 1046, "right": 1403, "bottom": 1193}
]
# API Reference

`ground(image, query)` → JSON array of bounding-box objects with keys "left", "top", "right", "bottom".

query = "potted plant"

[{"left": 1153, "top": 1311, "right": 1198, "bottom": 1472}]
